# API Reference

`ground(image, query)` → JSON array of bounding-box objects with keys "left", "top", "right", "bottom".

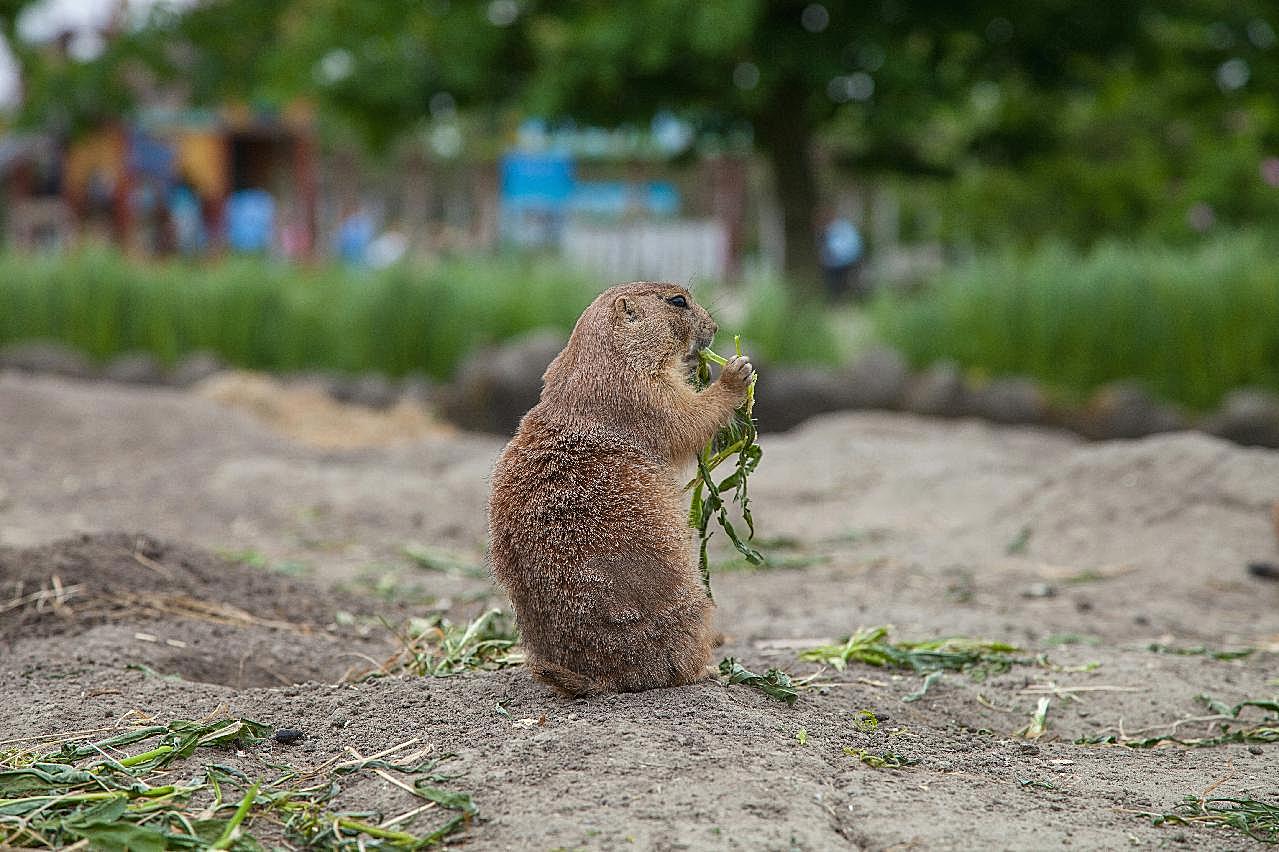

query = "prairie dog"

[{"left": 488, "top": 282, "right": 752, "bottom": 695}]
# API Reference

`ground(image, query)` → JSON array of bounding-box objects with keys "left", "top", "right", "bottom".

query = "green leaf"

[{"left": 718, "top": 657, "right": 798, "bottom": 707}]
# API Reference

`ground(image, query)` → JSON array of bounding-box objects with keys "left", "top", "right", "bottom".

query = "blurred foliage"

[
  {"left": 0, "top": 251, "right": 599, "bottom": 378},
  {"left": 737, "top": 275, "right": 843, "bottom": 367},
  {"left": 872, "top": 10, "right": 1279, "bottom": 247},
  {"left": 873, "top": 231, "right": 1279, "bottom": 409},
  {"left": 0, "top": 250, "right": 845, "bottom": 375}
]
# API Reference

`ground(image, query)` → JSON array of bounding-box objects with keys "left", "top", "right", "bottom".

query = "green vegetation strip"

[
  {"left": 0, "top": 253, "right": 841, "bottom": 381},
  {"left": 874, "top": 232, "right": 1279, "bottom": 410},
  {"left": 688, "top": 338, "right": 763, "bottom": 600},
  {"left": 0, "top": 719, "right": 475, "bottom": 849},
  {"left": 1141, "top": 796, "right": 1278, "bottom": 845},
  {"left": 0, "top": 250, "right": 596, "bottom": 380}
]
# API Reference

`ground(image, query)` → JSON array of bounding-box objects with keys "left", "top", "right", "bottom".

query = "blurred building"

[{"left": 0, "top": 103, "right": 318, "bottom": 258}]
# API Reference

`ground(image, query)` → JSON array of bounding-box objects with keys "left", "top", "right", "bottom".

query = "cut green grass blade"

[
  {"left": 902, "top": 670, "right": 943, "bottom": 703},
  {"left": 687, "top": 339, "right": 764, "bottom": 600},
  {"left": 210, "top": 781, "right": 258, "bottom": 850}
]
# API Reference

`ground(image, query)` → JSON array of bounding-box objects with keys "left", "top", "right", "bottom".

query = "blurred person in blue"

[
  {"left": 168, "top": 178, "right": 206, "bottom": 256},
  {"left": 225, "top": 188, "right": 275, "bottom": 253},
  {"left": 821, "top": 215, "right": 865, "bottom": 302},
  {"left": 336, "top": 205, "right": 375, "bottom": 266}
]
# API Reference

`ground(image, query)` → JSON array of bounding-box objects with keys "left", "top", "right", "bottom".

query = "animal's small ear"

[{"left": 613, "top": 295, "right": 640, "bottom": 324}]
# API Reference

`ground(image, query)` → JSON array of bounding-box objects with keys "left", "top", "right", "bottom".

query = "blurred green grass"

[
  {"left": 874, "top": 232, "right": 1279, "bottom": 410},
  {"left": 11, "top": 239, "right": 1272, "bottom": 409},
  {"left": 0, "top": 251, "right": 602, "bottom": 379},
  {"left": 0, "top": 252, "right": 846, "bottom": 379}
]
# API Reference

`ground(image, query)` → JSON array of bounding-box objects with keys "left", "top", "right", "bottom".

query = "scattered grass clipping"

[
  {"left": 688, "top": 337, "right": 763, "bottom": 600},
  {"left": 1140, "top": 795, "right": 1278, "bottom": 845},
  {"left": 403, "top": 544, "right": 490, "bottom": 580},
  {"left": 0, "top": 718, "right": 475, "bottom": 849},
  {"left": 718, "top": 658, "right": 798, "bottom": 706},
  {"left": 1146, "top": 643, "right": 1256, "bottom": 661},
  {"left": 799, "top": 626, "right": 1032, "bottom": 678},
  {"left": 369, "top": 608, "right": 522, "bottom": 679},
  {"left": 843, "top": 747, "right": 918, "bottom": 769},
  {"left": 1078, "top": 695, "right": 1279, "bottom": 748}
]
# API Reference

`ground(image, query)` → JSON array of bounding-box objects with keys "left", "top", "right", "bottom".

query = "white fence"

[{"left": 562, "top": 219, "right": 729, "bottom": 284}]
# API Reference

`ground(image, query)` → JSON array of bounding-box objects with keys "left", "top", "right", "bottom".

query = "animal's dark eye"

[{"left": 666, "top": 295, "right": 688, "bottom": 308}]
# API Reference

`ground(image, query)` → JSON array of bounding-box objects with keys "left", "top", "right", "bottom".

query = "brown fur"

[{"left": 487, "top": 282, "right": 753, "bottom": 696}]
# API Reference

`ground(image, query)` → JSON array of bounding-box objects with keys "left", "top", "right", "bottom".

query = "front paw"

[{"left": 716, "top": 355, "right": 754, "bottom": 396}]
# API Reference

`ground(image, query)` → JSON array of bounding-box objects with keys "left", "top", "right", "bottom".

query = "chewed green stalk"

[{"left": 688, "top": 335, "right": 763, "bottom": 599}]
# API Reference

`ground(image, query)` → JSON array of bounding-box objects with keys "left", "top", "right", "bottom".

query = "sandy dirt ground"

[{"left": 2, "top": 371, "right": 1278, "bottom": 850}]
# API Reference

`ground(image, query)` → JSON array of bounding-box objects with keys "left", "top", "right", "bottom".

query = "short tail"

[{"left": 528, "top": 659, "right": 607, "bottom": 698}]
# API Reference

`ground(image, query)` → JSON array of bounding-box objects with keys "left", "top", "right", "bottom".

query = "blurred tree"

[
  {"left": 828, "top": 1, "right": 1279, "bottom": 246},
  {"left": 508, "top": 0, "right": 849, "bottom": 288},
  {"left": 4, "top": 0, "right": 1276, "bottom": 262},
  {"left": 502, "top": 0, "right": 1180, "bottom": 284}
]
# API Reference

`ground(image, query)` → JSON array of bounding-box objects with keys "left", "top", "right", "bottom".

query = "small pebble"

[
  {"left": 1248, "top": 746, "right": 1263, "bottom": 755},
  {"left": 1246, "top": 561, "right": 1279, "bottom": 581},
  {"left": 274, "top": 728, "right": 305, "bottom": 745},
  {"left": 1022, "top": 583, "right": 1055, "bottom": 599}
]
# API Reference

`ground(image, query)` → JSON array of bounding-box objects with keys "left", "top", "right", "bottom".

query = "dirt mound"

[
  {"left": 0, "top": 532, "right": 349, "bottom": 638},
  {"left": 0, "top": 533, "right": 393, "bottom": 688}
]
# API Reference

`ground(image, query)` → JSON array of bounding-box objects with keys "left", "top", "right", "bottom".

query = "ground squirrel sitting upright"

[{"left": 488, "top": 282, "right": 753, "bottom": 696}]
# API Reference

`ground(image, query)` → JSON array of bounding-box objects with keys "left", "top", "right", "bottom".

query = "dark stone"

[
  {"left": 1246, "top": 562, "right": 1279, "bottom": 581},
  {"left": 273, "top": 728, "right": 305, "bottom": 744},
  {"left": 967, "top": 377, "right": 1048, "bottom": 425},
  {"left": 1074, "top": 382, "right": 1185, "bottom": 440},
  {"left": 399, "top": 372, "right": 436, "bottom": 408},
  {"left": 903, "top": 361, "right": 969, "bottom": 418},
  {"left": 1201, "top": 388, "right": 1279, "bottom": 449},
  {"left": 438, "top": 329, "right": 567, "bottom": 435},
  {"left": 103, "top": 351, "right": 165, "bottom": 385},
  {"left": 753, "top": 365, "right": 857, "bottom": 433},
  {"left": 1021, "top": 583, "right": 1056, "bottom": 599},
  {"left": 844, "top": 347, "right": 910, "bottom": 409},
  {"left": 170, "top": 351, "right": 225, "bottom": 387},
  {"left": 329, "top": 373, "right": 400, "bottom": 410},
  {"left": 0, "top": 340, "right": 97, "bottom": 379}
]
